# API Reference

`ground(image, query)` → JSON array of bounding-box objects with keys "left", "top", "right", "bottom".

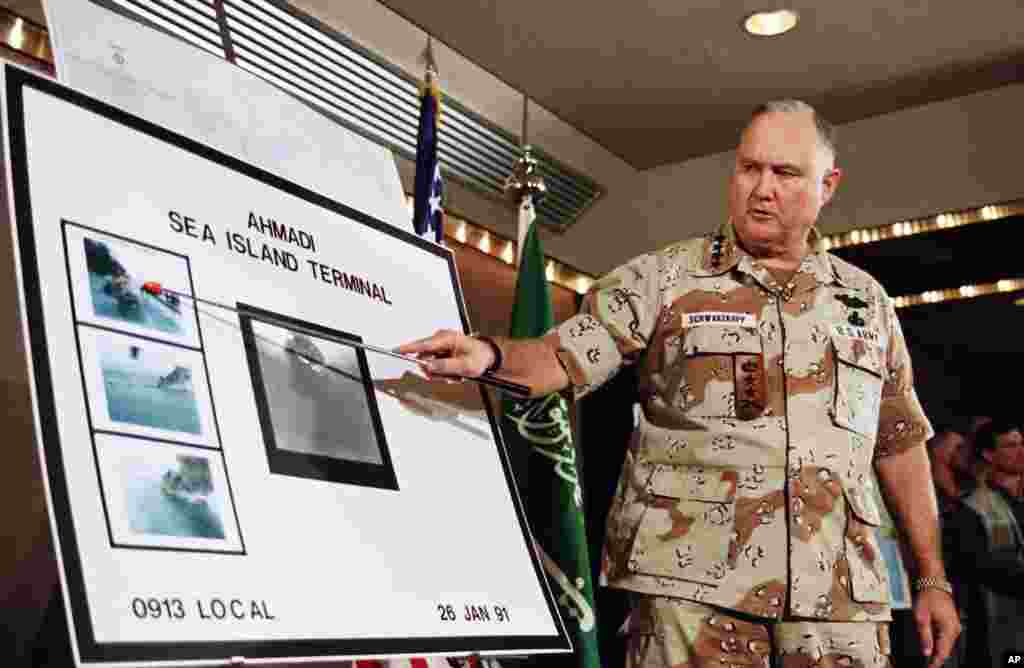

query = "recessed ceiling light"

[{"left": 744, "top": 9, "right": 799, "bottom": 37}]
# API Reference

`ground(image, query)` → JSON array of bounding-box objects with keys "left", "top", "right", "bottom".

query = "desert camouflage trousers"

[{"left": 625, "top": 594, "right": 892, "bottom": 668}]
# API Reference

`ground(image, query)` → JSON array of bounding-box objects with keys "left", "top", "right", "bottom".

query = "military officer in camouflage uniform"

[{"left": 400, "top": 100, "right": 960, "bottom": 667}]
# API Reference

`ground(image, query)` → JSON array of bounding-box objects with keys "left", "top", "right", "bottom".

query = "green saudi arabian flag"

[{"left": 502, "top": 195, "right": 600, "bottom": 668}]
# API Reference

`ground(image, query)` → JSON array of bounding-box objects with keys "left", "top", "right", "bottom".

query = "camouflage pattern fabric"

[
  {"left": 624, "top": 595, "right": 891, "bottom": 668},
  {"left": 549, "top": 221, "right": 932, "bottom": 622}
]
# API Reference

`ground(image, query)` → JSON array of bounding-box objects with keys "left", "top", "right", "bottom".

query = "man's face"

[
  {"left": 935, "top": 432, "right": 973, "bottom": 479},
  {"left": 953, "top": 439, "right": 974, "bottom": 477},
  {"left": 985, "top": 429, "right": 1024, "bottom": 476},
  {"left": 929, "top": 433, "right": 961, "bottom": 465},
  {"left": 928, "top": 432, "right": 968, "bottom": 497},
  {"left": 728, "top": 111, "right": 839, "bottom": 251}
]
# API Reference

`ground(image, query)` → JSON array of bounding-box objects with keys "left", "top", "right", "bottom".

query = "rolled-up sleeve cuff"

[
  {"left": 874, "top": 390, "right": 934, "bottom": 459},
  {"left": 548, "top": 313, "right": 624, "bottom": 400}
]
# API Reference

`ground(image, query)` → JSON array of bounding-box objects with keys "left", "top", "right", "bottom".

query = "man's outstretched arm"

[
  {"left": 398, "top": 251, "right": 666, "bottom": 400},
  {"left": 396, "top": 329, "right": 569, "bottom": 398}
]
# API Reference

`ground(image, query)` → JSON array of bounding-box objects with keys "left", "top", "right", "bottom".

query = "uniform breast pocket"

[
  {"left": 678, "top": 325, "right": 764, "bottom": 419},
  {"left": 627, "top": 465, "right": 738, "bottom": 586},
  {"left": 830, "top": 336, "right": 885, "bottom": 440}
]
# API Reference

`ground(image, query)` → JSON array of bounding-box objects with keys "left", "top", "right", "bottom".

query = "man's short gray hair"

[{"left": 751, "top": 100, "right": 837, "bottom": 168}]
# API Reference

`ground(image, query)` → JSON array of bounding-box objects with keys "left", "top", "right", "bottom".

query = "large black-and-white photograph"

[
  {"left": 94, "top": 433, "right": 243, "bottom": 553},
  {"left": 63, "top": 221, "right": 201, "bottom": 349},
  {"left": 239, "top": 305, "right": 396, "bottom": 490},
  {"left": 77, "top": 327, "right": 220, "bottom": 448}
]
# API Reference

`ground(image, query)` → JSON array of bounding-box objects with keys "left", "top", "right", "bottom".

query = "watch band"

[
  {"left": 475, "top": 336, "right": 503, "bottom": 374},
  {"left": 912, "top": 576, "right": 953, "bottom": 596}
]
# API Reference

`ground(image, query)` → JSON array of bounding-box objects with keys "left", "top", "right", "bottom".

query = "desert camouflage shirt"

[{"left": 550, "top": 222, "right": 932, "bottom": 622}]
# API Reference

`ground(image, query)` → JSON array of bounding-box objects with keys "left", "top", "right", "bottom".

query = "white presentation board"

[{"left": 3, "top": 65, "right": 569, "bottom": 665}]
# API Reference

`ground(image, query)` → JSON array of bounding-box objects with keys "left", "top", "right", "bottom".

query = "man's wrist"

[{"left": 911, "top": 555, "right": 947, "bottom": 580}]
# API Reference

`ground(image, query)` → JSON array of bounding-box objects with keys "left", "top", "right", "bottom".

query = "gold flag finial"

[
  {"left": 504, "top": 94, "right": 546, "bottom": 204},
  {"left": 419, "top": 35, "right": 438, "bottom": 83}
]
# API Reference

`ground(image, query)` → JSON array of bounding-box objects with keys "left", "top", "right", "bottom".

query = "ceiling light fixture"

[{"left": 743, "top": 9, "right": 799, "bottom": 37}]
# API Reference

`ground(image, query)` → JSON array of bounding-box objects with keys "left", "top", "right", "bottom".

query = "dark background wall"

[
  {"left": 832, "top": 214, "right": 1024, "bottom": 428},
  {"left": 902, "top": 299, "right": 1024, "bottom": 428},
  {"left": 447, "top": 239, "right": 579, "bottom": 336}
]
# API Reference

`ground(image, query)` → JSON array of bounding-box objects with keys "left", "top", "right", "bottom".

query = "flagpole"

[
  {"left": 500, "top": 96, "right": 602, "bottom": 668},
  {"left": 505, "top": 93, "right": 546, "bottom": 266},
  {"left": 521, "top": 94, "right": 529, "bottom": 153}
]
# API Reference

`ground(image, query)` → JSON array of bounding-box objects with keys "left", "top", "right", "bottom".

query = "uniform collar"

[{"left": 695, "top": 220, "right": 845, "bottom": 288}]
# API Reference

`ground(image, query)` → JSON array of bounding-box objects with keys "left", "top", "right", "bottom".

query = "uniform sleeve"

[
  {"left": 546, "top": 252, "right": 664, "bottom": 400},
  {"left": 874, "top": 290, "right": 933, "bottom": 460}
]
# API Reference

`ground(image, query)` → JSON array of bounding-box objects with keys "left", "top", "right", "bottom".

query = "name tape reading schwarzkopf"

[
  {"left": 832, "top": 324, "right": 886, "bottom": 349},
  {"left": 684, "top": 312, "right": 757, "bottom": 328}
]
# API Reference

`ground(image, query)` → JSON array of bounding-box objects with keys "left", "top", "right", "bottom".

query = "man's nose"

[{"left": 752, "top": 169, "right": 775, "bottom": 198}]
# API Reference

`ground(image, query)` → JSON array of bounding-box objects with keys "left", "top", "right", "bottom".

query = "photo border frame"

[
  {"left": 93, "top": 433, "right": 245, "bottom": 554},
  {"left": 62, "top": 219, "right": 203, "bottom": 350},
  {"left": 238, "top": 303, "right": 398, "bottom": 491},
  {"left": 74, "top": 325, "right": 221, "bottom": 449}
]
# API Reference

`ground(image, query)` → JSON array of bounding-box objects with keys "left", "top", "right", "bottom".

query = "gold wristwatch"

[{"left": 912, "top": 576, "right": 953, "bottom": 596}]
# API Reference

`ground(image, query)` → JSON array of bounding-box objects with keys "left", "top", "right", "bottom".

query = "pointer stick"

[{"left": 140, "top": 282, "right": 532, "bottom": 398}]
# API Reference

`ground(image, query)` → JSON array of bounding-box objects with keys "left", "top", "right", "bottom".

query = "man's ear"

[{"left": 820, "top": 167, "right": 842, "bottom": 206}]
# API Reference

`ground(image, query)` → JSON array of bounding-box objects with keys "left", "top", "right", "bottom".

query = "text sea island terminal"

[{"left": 168, "top": 210, "right": 392, "bottom": 305}]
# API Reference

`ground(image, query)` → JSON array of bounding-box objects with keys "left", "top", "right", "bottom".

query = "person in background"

[
  {"left": 916, "top": 428, "right": 974, "bottom": 667},
  {"left": 965, "top": 415, "right": 991, "bottom": 476},
  {"left": 927, "top": 430, "right": 973, "bottom": 515},
  {"left": 968, "top": 415, "right": 993, "bottom": 438},
  {"left": 944, "top": 419, "right": 1024, "bottom": 667},
  {"left": 951, "top": 428, "right": 978, "bottom": 497}
]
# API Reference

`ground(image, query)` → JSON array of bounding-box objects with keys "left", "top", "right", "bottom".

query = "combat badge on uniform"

[{"left": 835, "top": 293, "right": 869, "bottom": 326}]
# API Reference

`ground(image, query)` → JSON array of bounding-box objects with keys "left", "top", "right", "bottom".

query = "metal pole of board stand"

[
  {"left": 22, "top": 588, "right": 75, "bottom": 668},
  {"left": 0, "top": 372, "right": 72, "bottom": 668}
]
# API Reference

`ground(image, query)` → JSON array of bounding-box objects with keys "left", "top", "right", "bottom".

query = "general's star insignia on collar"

[{"left": 836, "top": 294, "right": 869, "bottom": 309}]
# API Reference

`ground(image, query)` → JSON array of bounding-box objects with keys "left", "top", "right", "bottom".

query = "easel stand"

[{"left": 25, "top": 588, "right": 74, "bottom": 668}]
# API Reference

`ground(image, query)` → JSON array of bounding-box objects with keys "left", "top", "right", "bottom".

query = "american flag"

[{"left": 412, "top": 72, "right": 444, "bottom": 244}]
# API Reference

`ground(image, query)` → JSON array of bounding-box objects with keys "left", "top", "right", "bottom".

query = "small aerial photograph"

[
  {"left": 124, "top": 450, "right": 225, "bottom": 539},
  {"left": 98, "top": 336, "right": 202, "bottom": 435},
  {"left": 84, "top": 235, "right": 186, "bottom": 336}
]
